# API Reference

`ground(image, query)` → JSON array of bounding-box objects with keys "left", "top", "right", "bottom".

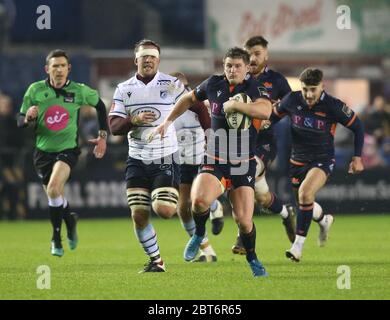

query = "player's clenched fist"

[{"left": 25, "top": 105, "right": 39, "bottom": 122}]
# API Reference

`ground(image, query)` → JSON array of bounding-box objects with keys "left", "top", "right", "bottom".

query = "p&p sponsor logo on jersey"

[{"left": 292, "top": 115, "right": 326, "bottom": 131}]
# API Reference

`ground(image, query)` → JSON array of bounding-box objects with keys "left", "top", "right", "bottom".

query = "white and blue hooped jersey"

[
  {"left": 110, "top": 71, "right": 186, "bottom": 160},
  {"left": 174, "top": 110, "right": 205, "bottom": 165}
]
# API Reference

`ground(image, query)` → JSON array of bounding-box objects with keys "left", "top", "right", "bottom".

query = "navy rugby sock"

[
  {"left": 266, "top": 193, "right": 283, "bottom": 214},
  {"left": 193, "top": 209, "right": 210, "bottom": 237},
  {"left": 296, "top": 203, "right": 314, "bottom": 237},
  {"left": 240, "top": 223, "right": 258, "bottom": 262}
]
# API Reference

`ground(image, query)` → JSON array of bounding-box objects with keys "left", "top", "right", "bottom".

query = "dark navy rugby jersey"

[
  {"left": 253, "top": 67, "right": 291, "bottom": 147},
  {"left": 256, "top": 67, "right": 291, "bottom": 102},
  {"left": 272, "top": 90, "right": 357, "bottom": 162},
  {"left": 194, "top": 75, "right": 269, "bottom": 161}
]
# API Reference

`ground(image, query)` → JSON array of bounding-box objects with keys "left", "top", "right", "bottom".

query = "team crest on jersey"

[
  {"left": 263, "top": 82, "right": 273, "bottom": 88},
  {"left": 342, "top": 104, "right": 352, "bottom": 117},
  {"left": 258, "top": 86, "right": 269, "bottom": 99},
  {"left": 160, "top": 90, "right": 168, "bottom": 99},
  {"left": 127, "top": 92, "right": 132, "bottom": 98},
  {"left": 64, "top": 92, "right": 75, "bottom": 103},
  {"left": 217, "top": 90, "right": 222, "bottom": 97}
]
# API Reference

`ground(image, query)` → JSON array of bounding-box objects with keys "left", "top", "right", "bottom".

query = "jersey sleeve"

[
  {"left": 19, "top": 84, "right": 35, "bottom": 114},
  {"left": 332, "top": 99, "right": 357, "bottom": 128},
  {"left": 273, "top": 92, "right": 291, "bottom": 118},
  {"left": 173, "top": 79, "right": 186, "bottom": 103},
  {"left": 278, "top": 76, "right": 292, "bottom": 99},
  {"left": 81, "top": 84, "right": 100, "bottom": 106},
  {"left": 108, "top": 86, "right": 127, "bottom": 119},
  {"left": 193, "top": 77, "right": 210, "bottom": 101}
]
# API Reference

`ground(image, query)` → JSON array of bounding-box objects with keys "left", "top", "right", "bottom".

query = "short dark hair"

[
  {"left": 299, "top": 68, "right": 323, "bottom": 86},
  {"left": 244, "top": 36, "right": 268, "bottom": 49},
  {"left": 134, "top": 39, "right": 161, "bottom": 55},
  {"left": 46, "top": 49, "right": 69, "bottom": 65},
  {"left": 223, "top": 47, "right": 250, "bottom": 65}
]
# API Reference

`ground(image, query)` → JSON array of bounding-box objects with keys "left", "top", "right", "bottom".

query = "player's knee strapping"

[
  {"left": 312, "top": 202, "right": 324, "bottom": 222},
  {"left": 255, "top": 157, "right": 266, "bottom": 178},
  {"left": 254, "top": 174, "right": 269, "bottom": 196},
  {"left": 151, "top": 187, "right": 179, "bottom": 210},
  {"left": 126, "top": 189, "right": 151, "bottom": 212}
]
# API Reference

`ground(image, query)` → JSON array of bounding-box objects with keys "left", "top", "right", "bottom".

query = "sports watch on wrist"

[{"left": 98, "top": 130, "right": 107, "bottom": 139}]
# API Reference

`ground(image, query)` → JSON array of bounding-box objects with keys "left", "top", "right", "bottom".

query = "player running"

[
  {"left": 271, "top": 68, "right": 364, "bottom": 262},
  {"left": 109, "top": 39, "right": 185, "bottom": 273},
  {"left": 170, "top": 71, "right": 220, "bottom": 262},
  {"left": 232, "top": 36, "right": 296, "bottom": 255},
  {"left": 154, "top": 47, "right": 272, "bottom": 277}
]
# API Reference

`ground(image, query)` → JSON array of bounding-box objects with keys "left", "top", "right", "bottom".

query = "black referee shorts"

[{"left": 33, "top": 147, "right": 80, "bottom": 185}]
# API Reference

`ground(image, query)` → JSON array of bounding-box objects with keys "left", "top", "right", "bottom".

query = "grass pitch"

[{"left": 0, "top": 214, "right": 389, "bottom": 300}]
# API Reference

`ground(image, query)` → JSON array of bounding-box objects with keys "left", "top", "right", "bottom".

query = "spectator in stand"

[
  {"left": 0, "top": 92, "right": 26, "bottom": 219},
  {"left": 361, "top": 95, "right": 390, "bottom": 168}
]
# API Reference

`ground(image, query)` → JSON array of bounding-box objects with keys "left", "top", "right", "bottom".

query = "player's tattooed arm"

[
  {"left": 109, "top": 115, "right": 133, "bottom": 135},
  {"left": 109, "top": 112, "right": 156, "bottom": 136}
]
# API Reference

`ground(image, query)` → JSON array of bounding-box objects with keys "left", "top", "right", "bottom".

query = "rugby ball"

[{"left": 225, "top": 93, "right": 252, "bottom": 130}]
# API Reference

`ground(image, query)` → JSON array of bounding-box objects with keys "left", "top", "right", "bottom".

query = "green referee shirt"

[{"left": 20, "top": 79, "right": 100, "bottom": 153}]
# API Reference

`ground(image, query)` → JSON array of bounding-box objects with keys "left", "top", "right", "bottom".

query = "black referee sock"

[
  {"left": 240, "top": 223, "right": 258, "bottom": 263},
  {"left": 49, "top": 205, "right": 63, "bottom": 246},
  {"left": 62, "top": 203, "right": 76, "bottom": 236},
  {"left": 193, "top": 209, "right": 210, "bottom": 237}
]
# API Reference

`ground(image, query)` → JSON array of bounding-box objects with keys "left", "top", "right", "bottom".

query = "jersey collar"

[
  {"left": 300, "top": 90, "right": 326, "bottom": 108},
  {"left": 224, "top": 76, "right": 247, "bottom": 93},
  {"left": 45, "top": 78, "right": 71, "bottom": 98},
  {"left": 134, "top": 71, "right": 160, "bottom": 86},
  {"left": 46, "top": 78, "right": 70, "bottom": 89},
  {"left": 252, "top": 65, "right": 268, "bottom": 80}
]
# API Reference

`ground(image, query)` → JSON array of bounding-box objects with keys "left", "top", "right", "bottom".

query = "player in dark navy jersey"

[
  {"left": 232, "top": 36, "right": 296, "bottom": 255},
  {"left": 154, "top": 47, "right": 272, "bottom": 277},
  {"left": 271, "top": 68, "right": 364, "bottom": 262}
]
